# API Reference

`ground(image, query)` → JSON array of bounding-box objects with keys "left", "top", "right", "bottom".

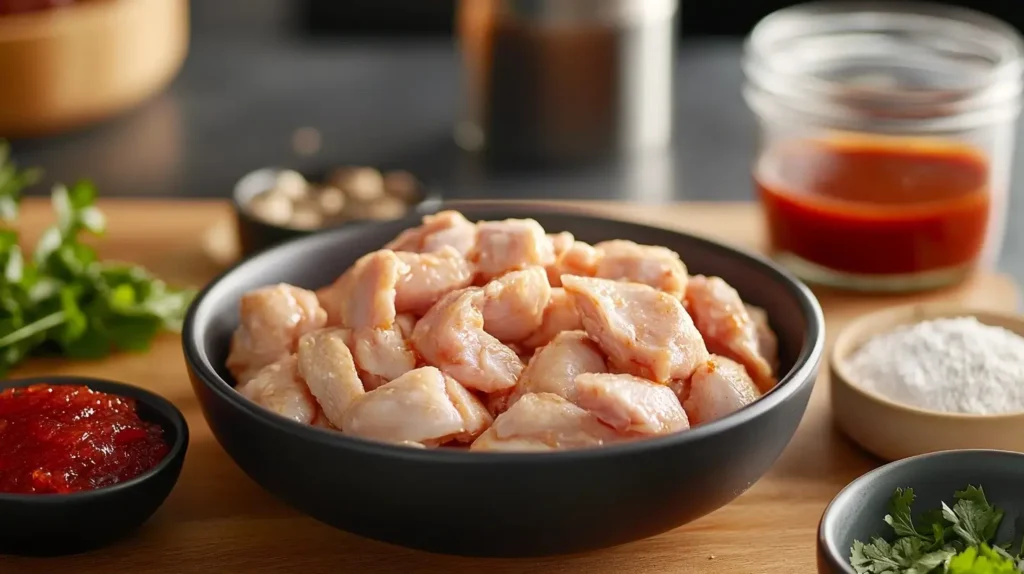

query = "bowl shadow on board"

[
  {"left": 0, "top": 376, "right": 189, "bottom": 557},
  {"left": 183, "top": 203, "right": 826, "bottom": 557},
  {"left": 818, "top": 450, "right": 1024, "bottom": 574}
]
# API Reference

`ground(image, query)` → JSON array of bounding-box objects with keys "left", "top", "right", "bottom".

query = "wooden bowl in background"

[{"left": 0, "top": 0, "right": 189, "bottom": 138}]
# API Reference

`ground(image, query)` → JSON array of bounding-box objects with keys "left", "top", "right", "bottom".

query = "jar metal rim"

[{"left": 743, "top": 1, "right": 1024, "bottom": 130}]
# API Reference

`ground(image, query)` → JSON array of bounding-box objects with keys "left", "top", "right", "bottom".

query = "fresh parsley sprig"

[
  {"left": 0, "top": 144, "right": 195, "bottom": 375},
  {"left": 851, "top": 486, "right": 1024, "bottom": 574}
]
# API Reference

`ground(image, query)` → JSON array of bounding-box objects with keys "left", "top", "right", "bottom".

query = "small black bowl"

[
  {"left": 232, "top": 166, "right": 444, "bottom": 257},
  {"left": 184, "top": 204, "right": 825, "bottom": 557},
  {"left": 818, "top": 450, "right": 1024, "bottom": 573},
  {"left": 0, "top": 376, "right": 189, "bottom": 557}
]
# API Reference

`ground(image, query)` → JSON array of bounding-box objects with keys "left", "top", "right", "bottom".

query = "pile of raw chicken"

[{"left": 226, "top": 211, "right": 780, "bottom": 452}]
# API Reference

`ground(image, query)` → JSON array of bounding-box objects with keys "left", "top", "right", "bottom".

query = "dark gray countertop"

[{"left": 10, "top": 36, "right": 1024, "bottom": 282}]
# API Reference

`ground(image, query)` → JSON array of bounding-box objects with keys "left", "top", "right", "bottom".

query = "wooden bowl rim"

[
  {"left": 831, "top": 302, "right": 1024, "bottom": 421},
  {"left": 0, "top": 0, "right": 178, "bottom": 41}
]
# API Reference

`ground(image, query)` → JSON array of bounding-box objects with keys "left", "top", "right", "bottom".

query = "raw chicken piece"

[
  {"left": 484, "top": 389, "right": 514, "bottom": 418},
  {"left": 311, "top": 410, "right": 337, "bottom": 429},
  {"left": 575, "top": 373, "right": 689, "bottom": 436},
  {"left": 548, "top": 232, "right": 574, "bottom": 257},
  {"left": 685, "top": 275, "right": 776, "bottom": 393},
  {"left": 470, "top": 393, "right": 621, "bottom": 452},
  {"left": 320, "top": 324, "right": 416, "bottom": 391},
  {"left": 352, "top": 324, "right": 417, "bottom": 390},
  {"left": 562, "top": 275, "right": 709, "bottom": 383},
  {"left": 545, "top": 233, "right": 600, "bottom": 287},
  {"left": 481, "top": 266, "right": 552, "bottom": 343},
  {"left": 684, "top": 356, "right": 762, "bottom": 425},
  {"left": 593, "top": 240, "right": 688, "bottom": 299},
  {"left": 341, "top": 367, "right": 478, "bottom": 446},
  {"left": 236, "top": 355, "right": 317, "bottom": 424},
  {"left": 520, "top": 287, "right": 583, "bottom": 349},
  {"left": 227, "top": 284, "right": 327, "bottom": 384},
  {"left": 411, "top": 288, "right": 524, "bottom": 393},
  {"left": 395, "top": 313, "right": 417, "bottom": 339},
  {"left": 385, "top": 210, "right": 477, "bottom": 256},
  {"left": 317, "top": 250, "right": 409, "bottom": 329},
  {"left": 443, "top": 374, "right": 494, "bottom": 443},
  {"left": 394, "top": 246, "right": 475, "bottom": 316},
  {"left": 471, "top": 218, "right": 556, "bottom": 282},
  {"left": 297, "top": 328, "right": 365, "bottom": 428},
  {"left": 510, "top": 331, "right": 606, "bottom": 406},
  {"left": 746, "top": 304, "right": 780, "bottom": 375}
]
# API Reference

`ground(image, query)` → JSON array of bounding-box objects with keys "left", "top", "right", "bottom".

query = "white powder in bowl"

[{"left": 845, "top": 316, "right": 1024, "bottom": 415}]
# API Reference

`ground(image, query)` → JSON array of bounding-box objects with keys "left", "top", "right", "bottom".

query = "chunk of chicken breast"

[
  {"left": 442, "top": 375, "right": 495, "bottom": 443},
  {"left": 341, "top": 366, "right": 490, "bottom": 446},
  {"left": 684, "top": 355, "right": 762, "bottom": 426},
  {"left": 318, "top": 324, "right": 417, "bottom": 391},
  {"left": 411, "top": 288, "right": 524, "bottom": 393},
  {"left": 394, "top": 246, "right": 475, "bottom": 316},
  {"left": 545, "top": 232, "right": 601, "bottom": 287},
  {"left": 296, "top": 328, "right": 364, "bottom": 428},
  {"left": 593, "top": 240, "right": 688, "bottom": 299},
  {"left": 685, "top": 275, "right": 776, "bottom": 393},
  {"left": 481, "top": 266, "right": 552, "bottom": 343},
  {"left": 227, "top": 284, "right": 327, "bottom": 384},
  {"left": 351, "top": 323, "right": 418, "bottom": 390},
  {"left": 470, "top": 393, "right": 621, "bottom": 452},
  {"left": 384, "top": 210, "right": 478, "bottom": 256},
  {"left": 575, "top": 373, "right": 689, "bottom": 436},
  {"left": 395, "top": 313, "right": 417, "bottom": 339},
  {"left": 236, "top": 355, "right": 317, "bottom": 424},
  {"left": 317, "top": 250, "right": 409, "bottom": 329},
  {"left": 471, "top": 218, "right": 556, "bottom": 283},
  {"left": 311, "top": 410, "right": 337, "bottom": 430},
  {"left": 562, "top": 275, "right": 709, "bottom": 383},
  {"left": 520, "top": 287, "right": 583, "bottom": 349},
  {"left": 509, "top": 331, "right": 606, "bottom": 407},
  {"left": 746, "top": 304, "right": 780, "bottom": 375}
]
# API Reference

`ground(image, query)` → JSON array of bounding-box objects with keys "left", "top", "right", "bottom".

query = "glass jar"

[{"left": 743, "top": 1, "right": 1024, "bottom": 292}]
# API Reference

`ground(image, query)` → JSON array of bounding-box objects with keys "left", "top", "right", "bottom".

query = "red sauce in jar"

[
  {"left": 0, "top": 384, "right": 169, "bottom": 495},
  {"left": 757, "top": 137, "right": 991, "bottom": 276}
]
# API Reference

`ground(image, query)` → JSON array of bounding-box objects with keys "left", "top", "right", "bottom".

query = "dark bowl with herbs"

[
  {"left": 818, "top": 449, "right": 1024, "bottom": 573},
  {"left": 232, "top": 166, "right": 443, "bottom": 257}
]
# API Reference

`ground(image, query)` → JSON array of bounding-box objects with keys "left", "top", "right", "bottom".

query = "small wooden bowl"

[
  {"left": 0, "top": 0, "right": 189, "bottom": 138},
  {"left": 831, "top": 303, "right": 1024, "bottom": 461}
]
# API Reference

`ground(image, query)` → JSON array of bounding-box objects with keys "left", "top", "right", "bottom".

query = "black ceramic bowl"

[
  {"left": 183, "top": 204, "right": 825, "bottom": 557},
  {"left": 0, "top": 376, "right": 189, "bottom": 557},
  {"left": 232, "top": 166, "right": 444, "bottom": 257},
  {"left": 818, "top": 450, "right": 1024, "bottom": 573}
]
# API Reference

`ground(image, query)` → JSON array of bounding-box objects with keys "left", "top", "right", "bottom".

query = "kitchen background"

[{"left": 8, "top": 0, "right": 1024, "bottom": 283}]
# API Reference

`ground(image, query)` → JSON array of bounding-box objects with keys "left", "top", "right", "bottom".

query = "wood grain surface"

[{"left": 2, "top": 199, "right": 1019, "bottom": 574}]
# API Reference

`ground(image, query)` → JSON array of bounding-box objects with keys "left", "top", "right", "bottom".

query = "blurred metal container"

[{"left": 456, "top": 0, "right": 678, "bottom": 167}]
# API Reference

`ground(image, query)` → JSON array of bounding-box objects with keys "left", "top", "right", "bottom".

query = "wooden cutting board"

[{"left": 2, "top": 199, "right": 1019, "bottom": 574}]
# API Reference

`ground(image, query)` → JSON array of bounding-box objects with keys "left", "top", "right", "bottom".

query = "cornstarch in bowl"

[{"left": 845, "top": 316, "right": 1024, "bottom": 415}]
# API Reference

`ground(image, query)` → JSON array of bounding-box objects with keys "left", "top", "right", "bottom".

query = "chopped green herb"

[
  {"left": 850, "top": 486, "right": 1024, "bottom": 574},
  {"left": 0, "top": 142, "right": 195, "bottom": 375}
]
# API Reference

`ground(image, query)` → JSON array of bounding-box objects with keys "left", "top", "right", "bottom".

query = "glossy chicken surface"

[
  {"left": 685, "top": 275, "right": 777, "bottom": 393},
  {"left": 562, "top": 275, "right": 709, "bottom": 384},
  {"left": 227, "top": 211, "right": 782, "bottom": 451},
  {"left": 227, "top": 284, "right": 327, "bottom": 385},
  {"left": 510, "top": 330, "right": 607, "bottom": 406},
  {"left": 575, "top": 373, "right": 690, "bottom": 436},
  {"left": 685, "top": 355, "right": 763, "bottom": 426}
]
